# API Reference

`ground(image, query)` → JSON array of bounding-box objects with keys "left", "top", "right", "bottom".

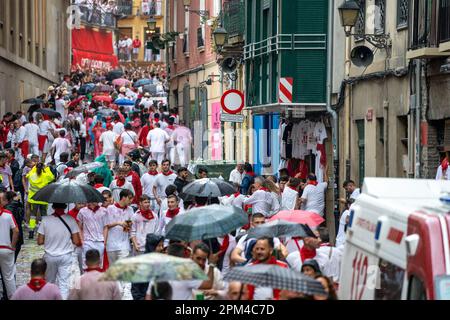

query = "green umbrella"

[{"left": 99, "top": 253, "right": 207, "bottom": 283}]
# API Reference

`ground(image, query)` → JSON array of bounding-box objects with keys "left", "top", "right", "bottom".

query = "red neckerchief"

[
  {"left": 246, "top": 171, "right": 255, "bottom": 177},
  {"left": 27, "top": 278, "right": 47, "bottom": 292},
  {"left": 116, "top": 178, "right": 126, "bottom": 187},
  {"left": 247, "top": 256, "right": 285, "bottom": 300},
  {"left": 68, "top": 208, "right": 80, "bottom": 221},
  {"left": 288, "top": 186, "right": 298, "bottom": 191},
  {"left": 94, "top": 183, "right": 104, "bottom": 189},
  {"left": 115, "top": 203, "right": 128, "bottom": 210},
  {"left": 443, "top": 158, "right": 449, "bottom": 172},
  {"left": 148, "top": 171, "right": 158, "bottom": 176},
  {"left": 140, "top": 209, "right": 155, "bottom": 221},
  {"left": 259, "top": 187, "right": 269, "bottom": 192},
  {"left": 53, "top": 208, "right": 66, "bottom": 217},
  {"left": 85, "top": 267, "right": 103, "bottom": 273},
  {"left": 300, "top": 245, "right": 317, "bottom": 262},
  {"left": 7, "top": 158, "right": 15, "bottom": 164},
  {"left": 162, "top": 170, "right": 174, "bottom": 176},
  {"left": 166, "top": 207, "right": 180, "bottom": 219},
  {"left": 307, "top": 181, "right": 318, "bottom": 186},
  {"left": 228, "top": 192, "right": 240, "bottom": 198},
  {"left": 218, "top": 235, "right": 230, "bottom": 257},
  {"left": 90, "top": 206, "right": 100, "bottom": 213},
  {"left": 167, "top": 125, "right": 175, "bottom": 130}
]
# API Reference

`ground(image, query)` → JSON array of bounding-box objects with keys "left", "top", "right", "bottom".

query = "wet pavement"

[{"left": 12, "top": 236, "right": 132, "bottom": 300}]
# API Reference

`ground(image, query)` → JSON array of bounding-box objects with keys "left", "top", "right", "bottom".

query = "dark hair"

[
  {"left": 256, "top": 236, "right": 274, "bottom": 249},
  {"left": 140, "top": 194, "right": 151, "bottom": 202},
  {"left": 85, "top": 249, "right": 101, "bottom": 266},
  {"left": 162, "top": 159, "right": 171, "bottom": 165},
  {"left": 167, "top": 243, "right": 186, "bottom": 258},
  {"left": 125, "top": 123, "right": 132, "bottom": 130},
  {"left": 31, "top": 259, "right": 47, "bottom": 276},
  {"left": 151, "top": 282, "right": 172, "bottom": 300},
  {"left": 194, "top": 196, "right": 208, "bottom": 206},
  {"left": 193, "top": 243, "right": 210, "bottom": 256},
  {"left": 145, "top": 234, "right": 164, "bottom": 253},
  {"left": 317, "top": 226, "right": 330, "bottom": 243},
  {"left": 165, "top": 184, "right": 177, "bottom": 197},
  {"left": 288, "top": 177, "right": 301, "bottom": 188},
  {"left": 36, "top": 162, "right": 45, "bottom": 175},
  {"left": 119, "top": 189, "right": 134, "bottom": 200},
  {"left": 168, "top": 117, "right": 175, "bottom": 125},
  {"left": 251, "top": 212, "right": 266, "bottom": 220},
  {"left": 102, "top": 190, "right": 112, "bottom": 197},
  {"left": 6, "top": 149, "right": 15, "bottom": 157},
  {"left": 198, "top": 167, "right": 208, "bottom": 175},
  {"left": 52, "top": 203, "right": 67, "bottom": 210},
  {"left": 307, "top": 173, "right": 317, "bottom": 181},
  {"left": 177, "top": 167, "right": 188, "bottom": 174},
  {"left": 124, "top": 160, "right": 133, "bottom": 167},
  {"left": 315, "top": 275, "right": 338, "bottom": 300},
  {"left": 0, "top": 152, "right": 8, "bottom": 160},
  {"left": 279, "top": 175, "right": 290, "bottom": 183},
  {"left": 5, "top": 191, "right": 17, "bottom": 203},
  {"left": 167, "top": 194, "right": 179, "bottom": 202},
  {"left": 59, "top": 130, "right": 66, "bottom": 137},
  {"left": 59, "top": 152, "right": 69, "bottom": 163},
  {"left": 244, "top": 163, "right": 253, "bottom": 172},
  {"left": 148, "top": 160, "right": 158, "bottom": 167},
  {"left": 343, "top": 180, "right": 355, "bottom": 188},
  {"left": 94, "top": 175, "right": 104, "bottom": 184}
]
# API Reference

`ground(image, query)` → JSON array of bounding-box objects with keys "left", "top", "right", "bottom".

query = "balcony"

[
  {"left": 117, "top": 0, "right": 133, "bottom": 17},
  {"left": 439, "top": 0, "right": 450, "bottom": 52},
  {"left": 76, "top": 2, "right": 117, "bottom": 29},
  {"left": 223, "top": 0, "right": 245, "bottom": 44},
  {"left": 407, "top": 0, "right": 449, "bottom": 59},
  {"left": 141, "top": 0, "right": 163, "bottom": 18}
]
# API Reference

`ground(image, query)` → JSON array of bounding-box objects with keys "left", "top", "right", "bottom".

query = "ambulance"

[{"left": 338, "top": 178, "right": 450, "bottom": 300}]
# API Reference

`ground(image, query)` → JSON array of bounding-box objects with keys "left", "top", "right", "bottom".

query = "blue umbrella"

[
  {"left": 165, "top": 204, "right": 248, "bottom": 241},
  {"left": 114, "top": 98, "right": 136, "bottom": 106},
  {"left": 78, "top": 83, "right": 95, "bottom": 95},
  {"left": 133, "top": 79, "right": 153, "bottom": 88}
]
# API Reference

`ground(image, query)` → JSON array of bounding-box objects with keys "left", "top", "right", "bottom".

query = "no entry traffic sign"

[{"left": 221, "top": 89, "right": 245, "bottom": 114}]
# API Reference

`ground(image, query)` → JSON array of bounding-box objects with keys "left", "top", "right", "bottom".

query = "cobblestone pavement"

[{"left": 12, "top": 237, "right": 132, "bottom": 300}]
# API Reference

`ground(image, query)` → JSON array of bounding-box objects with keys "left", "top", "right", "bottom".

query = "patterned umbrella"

[
  {"left": 92, "top": 95, "right": 113, "bottom": 103},
  {"left": 182, "top": 178, "right": 235, "bottom": 198},
  {"left": 223, "top": 264, "right": 327, "bottom": 296},
  {"left": 64, "top": 162, "right": 104, "bottom": 179},
  {"left": 112, "top": 78, "right": 131, "bottom": 87},
  {"left": 99, "top": 253, "right": 208, "bottom": 283},
  {"left": 165, "top": 204, "right": 248, "bottom": 241},
  {"left": 32, "top": 179, "right": 104, "bottom": 204},
  {"left": 246, "top": 220, "right": 317, "bottom": 239},
  {"left": 268, "top": 210, "right": 325, "bottom": 228},
  {"left": 133, "top": 79, "right": 153, "bottom": 88}
]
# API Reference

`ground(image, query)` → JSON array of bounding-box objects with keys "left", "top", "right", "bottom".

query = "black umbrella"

[
  {"left": 182, "top": 178, "right": 235, "bottom": 198},
  {"left": 223, "top": 264, "right": 327, "bottom": 297},
  {"left": 65, "top": 162, "right": 104, "bottom": 179},
  {"left": 35, "top": 108, "right": 61, "bottom": 118},
  {"left": 78, "top": 83, "right": 95, "bottom": 95},
  {"left": 106, "top": 69, "right": 124, "bottom": 82},
  {"left": 246, "top": 220, "right": 317, "bottom": 239},
  {"left": 22, "top": 98, "right": 44, "bottom": 105},
  {"left": 32, "top": 180, "right": 104, "bottom": 204},
  {"left": 27, "top": 104, "right": 42, "bottom": 114}
]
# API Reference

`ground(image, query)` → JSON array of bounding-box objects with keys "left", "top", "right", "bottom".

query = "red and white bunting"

[{"left": 279, "top": 77, "right": 293, "bottom": 103}]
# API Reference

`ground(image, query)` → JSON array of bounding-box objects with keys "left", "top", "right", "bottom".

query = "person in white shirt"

[
  {"left": 281, "top": 178, "right": 301, "bottom": 210},
  {"left": 300, "top": 172, "right": 328, "bottom": 217},
  {"left": 112, "top": 115, "right": 125, "bottom": 136},
  {"left": 153, "top": 159, "right": 177, "bottom": 208},
  {"left": 335, "top": 199, "right": 354, "bottom": 248},
  {"left": 12, "top": 120, "right": 28, "bottom": 166},
  {"left": 24, "top": 118, "right": 40, "bottom": 156},
  {"left": 55, "top": 96, "right": 67, "bottom": 122},
  {"left": 147, "top": 122, "right": 169, "bottom": 165},
  {"left": 131, "top": 195, "right": 160, "bottom": 255},
  {"left": 171, "top": 121, "right": 192, "bottom": 167},
  {"left": 103, "top": 189, "right": 134, "bottom": 265},
  {"left": 220, "top": 183, "right": 245, "bottom": 209},
  {"left": 77, "top": 203, "right": 107, "bottom": 269},
  {"left": 109, "top": 167, "right": 135, "bottom": 203},
  {"left": 37, "top": 203, "right": 81, "bottom": 300},
  {"left": 243, "top": 177, "right": 279, "bottom": 217},
  {"left": 99, "top": 123, "right": 118, "bottom": 168},
  {"left": 159, "top": 194, "right": 184, "bottom": 236},
  {"left": 139, "top": 92, "right": 154, "bottom": 109},
  {"left": 119, "top": 123, "right": 138, "bottom": 166},
  {"left": 343, "top": 180, "right": 360, "bottom": 200},
  {"left": 0, "top": 194, "right": 20, "bottom": 299},
  {"left": 51, "top": 130, "right": 72, "bottom": 164},
  {"left": 229, "top": 163, "right": 245, "bottom": 186},
  {"left": 140, "top": 160, "right": 160, "bottom": 212}
]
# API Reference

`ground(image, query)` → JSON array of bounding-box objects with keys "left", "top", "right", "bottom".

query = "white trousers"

[
  {"left": 0, "top": 248, "right": 16, "bottom": 299},
  {"left": 106, "top": 249, "right": 129, "bottom": 266},
  {"left": 82, "top": 241, "right": 105, "bottom": 269},
  {"left": 73, "top": 246, "right": 83, "bottom": 274},
  {"left": 152, "top": 152, "right": 165, "bottom": 165},
  {"left": 176, "top": 144, "right": 187, "bottom": 167},
  {"left": 44, "top": 252, "right": 73, "bottom": 300},
  {"left": 29, "top": 142, "right": 39, "bottom": 156}
]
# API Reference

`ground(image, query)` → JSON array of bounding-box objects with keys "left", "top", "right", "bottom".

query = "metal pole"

[{"left": 415, "top": 60, "right": 421, "bottom": 178}]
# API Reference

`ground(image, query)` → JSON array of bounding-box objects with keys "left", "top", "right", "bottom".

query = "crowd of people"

[{"left": 0, "top": 62, "right": 362, "bottom": 301}]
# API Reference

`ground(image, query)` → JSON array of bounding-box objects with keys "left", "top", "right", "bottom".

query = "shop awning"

[
  {"left": 71, "top": 28, "right": 118, "bottom": 70},
  {"left": 245, "top": 103, "right": 327, "bottom": 115}
]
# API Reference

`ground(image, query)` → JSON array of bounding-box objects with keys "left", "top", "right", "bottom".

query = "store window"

[
  {"left": 408, "top": 276, "right": 427, "bottom": 300},
  {"left": 375, "top": 259, "right": 405, "bottom": 300}
]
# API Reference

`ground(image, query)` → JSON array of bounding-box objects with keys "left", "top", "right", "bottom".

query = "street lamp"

[
  {"left": 213, "top": 26, "right": 228, "bottom": 49},
  {"left": 183, "top": 0, "right": 210, "bottom": 20},
  {"left": 147, "top": 17, "right": 157, "bottom": 31},
  {"left": 338, "top": 0, "right": 391, "bottom": 49}
]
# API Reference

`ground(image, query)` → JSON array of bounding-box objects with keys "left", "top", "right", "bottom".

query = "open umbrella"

[
  {"left": 22, "top": 98, "right": 44, "bottom": 105},
  {"left": 99, "top": 253, "right": 207, "bottom": 283},
  {"left": 106, "top": 69, "right": 124, "bottom": 82},
  {"left": 182, "top": 178, "right": 235, "bottom": 198},
  {"left": 112, "top": 78, "right": 131, "bottom": 87},
  {"left": 133, "top": 79, "right": 152, "bottom": 88},
  {"left": 246, "top": 220, "right": 317, "bottom": 239},
  {"left": 142, "top": 84, "right": 158, "bottom": 95},
  {"left": 223, "top": 264, "right": 327, "bottom": 297},
  {"left": 92, "top": 95, "right": 113, "bottom": 103},
  {"left": 92, "top": 85, "right": 113, "bottom": 93},
  {"left": 31, "top": 179, "right": 104, "bottom": 204},
  {"left": 78, "top": 83, "right": 95, "bottom": 95},
  {"left": 268, "top": 210, "right": 325, "bottom": 228},
  {"left": 165, "top": 204, "right": 248, "bottom": 242},
  {"left": 65, "top": 162, "right": 104, "bottom": 179},
  {"left": 35, "top": 108, "right": 61, "bottom": 118},
  {"left": 114, "top": 98, "right": 135, "bottom": 106},
  {"left": 68, "top": 96, "right": 87, "bottom": 108}
]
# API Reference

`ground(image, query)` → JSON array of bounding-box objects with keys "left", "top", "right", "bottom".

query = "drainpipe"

[
  {"left": 326, "top": 0, "right": 338, "bottom": 240},
  {"left": 415, "top": 60, "right": 421, "bottom": 178}
]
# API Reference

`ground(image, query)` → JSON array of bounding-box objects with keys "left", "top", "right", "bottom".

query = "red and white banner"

[{"left": 279, "top": 77, "right": 293, "bottom": 103}]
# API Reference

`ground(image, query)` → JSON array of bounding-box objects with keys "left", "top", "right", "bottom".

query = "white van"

[{"left": 338, "top": 178, "right": 450, "bottom": 300}]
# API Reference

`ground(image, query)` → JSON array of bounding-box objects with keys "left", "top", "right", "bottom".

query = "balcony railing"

[
  {"left": 409, "top": 0, "right": 436, "bottom": 49},
  {"left": 76, "top": 3, "right": 117, "bottom": 29},
  {"left": 142, "top": 0, "right": 163, "bottom": 17},
  {"left": 223, "top": 0, "right": 245, "bottom": 38},
  {"left": 439, "top": 0, "right": 450, "bottom": 43},
  {"left": 117, "top": 0, "right": 133, "bottom": 16}
]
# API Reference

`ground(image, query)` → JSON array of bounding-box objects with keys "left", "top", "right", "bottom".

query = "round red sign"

[{"left": 221, "top": 89, "right": 245, "bottom": 114}]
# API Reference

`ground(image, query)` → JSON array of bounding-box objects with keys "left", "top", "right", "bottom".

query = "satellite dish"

[
  {"left": 351, "top": 45, "right": 374, "bottom": 67},
  {"left": 221, "top": 57, "right": 238, "bottom": 74},
  {"left": 152, "top": 36, "right": 165, "bottom": 50}
]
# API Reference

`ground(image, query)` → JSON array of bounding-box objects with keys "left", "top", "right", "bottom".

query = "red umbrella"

[
  {"left": 92, "top": 95, "right": 112, "bottom": 103},
  {"left": 268, "top": 210, "right": 325, "bottom": 228},
  {"left": 68, "top": 96, "right": 87, "bottom": 107}
]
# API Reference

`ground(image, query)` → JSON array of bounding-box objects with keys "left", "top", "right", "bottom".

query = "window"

[
  {"left": 197, "top": 27, "right": 205, "bottom": 48},
  {"left": 355, "top": 0, "right": 366, "bottom": 40},
  {"left": 213, "top": 0, "right": 221, "bottom": 17},
  {"left": 410, "top": 0, "right": 435, "bottom": 49},
  {"left": 0, "top": 0, "right": 5, "bottom": 47},
  {"left": 374, "top": 259, "right": 405, "bottom": 300},
  {"left": 374, "top": 0, "right": 385, "bottom": 34},
  {"left": 356, "top": 120, "right": 365, "bottom": 187},
  {"left": 439, "top": 0, "right": 450, "bottom": 43},
  {"left": 199, "top": 0, "right": 205, "bottom": 47},
  {"left": 19, "top": 0, "right": 25, "bottom": 58},
  {"left": 27, "top": 0, "right": 33, "bottom": 62},
  {"left": 9, "top": 0, "right": 16, "bottom": 54},
  {"left": 184, "top": 10, "right": 189, "bottom": 55},
  {"left": 397, "top": 0, "right": 409, "bottom": 29}
]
